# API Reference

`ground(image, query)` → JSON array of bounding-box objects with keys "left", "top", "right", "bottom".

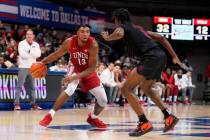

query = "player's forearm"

[
  {"left": 41, "top": 52, "right": 61, "bottom": 65},
  {"left": 108, "top": 33, "right": 121, "bottom": 41},
  {"left": 159, "top": 37, "right": 177, "bottom": 58}
]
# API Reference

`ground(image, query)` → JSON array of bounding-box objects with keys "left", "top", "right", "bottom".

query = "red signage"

[
  {"left": 154, "top": 16, "right": 172, "bottom": 24},
  {"left": 194, "top": 19, "right": 210, "bottom": 26}
]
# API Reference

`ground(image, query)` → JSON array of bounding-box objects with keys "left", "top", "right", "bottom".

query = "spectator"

[
  {"left": 33, "top": 24, "right": 42, "bottom": 36},
  {"left": 19, "top": 25, "right": 29, "bottom": 40},
  {"left": 112, "top": 64, "right": 122, "bottom": 103},
  {"left": 174, "top": 69, "right": 188, "bottom": 104},
  {"left": 162, "top": 68, "right": 178, "bottom": 104},
  {"left": 10, "top": 24, "right": 19, "bottom": 41},
  {"left": 185, "top": 71, "right": 195, "bottom": 104},
  {"left": 183, "top": 58, "right": 193, "bottom": 72},
  {"left": 149, "top": 80, "right": 165, "bottom": 105},
  {"left": 51, "top": 30, "right": 59, "bottom": 48},
  {"left": 100, "top": 48, "right": 108, "bottom": 64},
  {"left": 0, "top": 22, "right": 6, "bottom": 39},
  {"left": 96, "top": 63, "right": 105, "bottom": 76},
  {"left": 0, "top": 54, "right": 7, "bottom": 68},
  {"left": 100, "top": 63, "right": 117, "bottom": 104},
  {"left": 49, "top": 59, "right": 67, "bottom": 72},
  {"left": 115, "top": 64, "right": 131, "bottom": 106},
  {"left": 0, "top": 37, "right": 7, "bottom": 53},
  {"left": 6, "top": 34, "right": 18, "bottom": 64},
  {"left": 205, "top": 64, "right": 210, "bottom": 80},
  {"left": 43, "top": 28, "right": 52, "bottom": 44},
  {"left": 36, "top": 32, "right": 45, "bottom": 47},
  {"left": 14, "top": 29, "right": 42, "bottom": 110}
]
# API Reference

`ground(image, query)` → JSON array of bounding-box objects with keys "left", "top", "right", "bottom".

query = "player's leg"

[
  {"left": 142, "top": 80, "right": 165, "bottom": 110},
  {"left": 39, "top": 79, "right": 79, "bottom": 127},
  {"left": 120, "top": 68, "right": 153, "bottom": 137},
  {"left": 87, "top": 84, "right": 108, "bottom": 128},
  {"left": 142, "top": 80, "right": 179, "bottom": 132}
]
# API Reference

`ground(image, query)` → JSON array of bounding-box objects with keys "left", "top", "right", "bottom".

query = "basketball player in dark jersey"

[
  {"left": 101, "top": 8, "right": 182, "bottom": 136},
  {"left": 39, "top": 24, "right": 107, "bottom": 128}
]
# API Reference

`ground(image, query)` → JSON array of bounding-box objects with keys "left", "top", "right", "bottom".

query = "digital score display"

[{"left": 153, "top": 16, "right": 210, "bottom": 40}]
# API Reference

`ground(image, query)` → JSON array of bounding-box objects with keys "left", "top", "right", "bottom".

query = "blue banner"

[{"left": 0, "top": 0, "right": 107, "bottom": 33}]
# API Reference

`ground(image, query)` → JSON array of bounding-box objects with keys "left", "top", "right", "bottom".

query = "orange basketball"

[{"left": 29, "top": 62, "right": 47, "bottom": 78}]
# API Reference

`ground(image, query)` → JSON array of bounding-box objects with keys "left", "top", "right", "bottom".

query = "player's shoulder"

[
  {"left": 64, "top": 36, "right": 74, "bottom": 44},
  {"left": 89, "top": 37, "right": 98, "bottom": 48}
]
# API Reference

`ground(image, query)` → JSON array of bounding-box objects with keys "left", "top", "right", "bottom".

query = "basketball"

[{"left": 29, "top": 62, "right": 47, "bottom": 78}]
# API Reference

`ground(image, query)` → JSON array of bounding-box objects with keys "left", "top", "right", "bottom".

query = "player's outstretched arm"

[
  {"left": 101, "top": 27, "right": 124, "bottom": 41},
  {"left": 147, "top": 31, "right": 183, "bottom": 67},
  {"left": 41, "top": 38, "right": 70, "bottom": 65}
]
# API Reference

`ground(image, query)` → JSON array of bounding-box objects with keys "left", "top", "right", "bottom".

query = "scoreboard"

[{"left": 153, "top": 16, "right": 210, "bottom": 40}]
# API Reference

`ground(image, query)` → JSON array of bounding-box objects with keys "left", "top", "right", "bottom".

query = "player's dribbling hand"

[{"left": 101, "top": 31, "right": 110, "bottom": 41}]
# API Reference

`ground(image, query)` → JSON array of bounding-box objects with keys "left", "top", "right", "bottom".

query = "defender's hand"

[
  {"left": 172, "top": 56, "right": 184, "bottom": 68},
  {"left": 101, "top": 31, "right": 110, "bottom": 41}
]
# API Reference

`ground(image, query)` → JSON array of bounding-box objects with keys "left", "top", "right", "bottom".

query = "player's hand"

[
  {"left": 172, "top": 56, "right": 184, "bottom": 68},
  {"left": 101, "top": 31, "right": 110, "bottom": 41}
]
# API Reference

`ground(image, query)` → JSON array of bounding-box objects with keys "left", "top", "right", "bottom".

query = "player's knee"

[{"left": 97, "top": 97, "right": 107, "bottom": 107}]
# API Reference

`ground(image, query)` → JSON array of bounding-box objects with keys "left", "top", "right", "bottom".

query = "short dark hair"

[
  {"left": 112, "top": 8, "right": 131, "bottom": 23},
  {"left": 76, "top": 24, "right": 91, "bottom": 31}
]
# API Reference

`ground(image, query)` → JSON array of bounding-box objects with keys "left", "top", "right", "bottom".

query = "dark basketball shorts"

[{"left": 136, "top": 49, "right": 167, "bottom": 80}]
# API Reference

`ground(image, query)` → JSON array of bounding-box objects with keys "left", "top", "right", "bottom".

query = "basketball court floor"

[{"left": 0, "top": 104, "right": 210, "bottom": 140}]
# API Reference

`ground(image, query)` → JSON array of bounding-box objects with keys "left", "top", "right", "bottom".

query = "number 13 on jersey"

[{"left": 78, "top": 58, "right": 86, "bottom": 65}]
